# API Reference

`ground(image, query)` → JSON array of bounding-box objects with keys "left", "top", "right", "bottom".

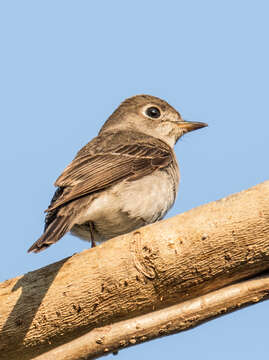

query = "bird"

[{"left": 28, "top": 95, "right": 207, "bottom": 253}]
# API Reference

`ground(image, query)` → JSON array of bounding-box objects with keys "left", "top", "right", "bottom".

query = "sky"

[{"left": 0, "top": 0, "right": 268, "bottom": 359}]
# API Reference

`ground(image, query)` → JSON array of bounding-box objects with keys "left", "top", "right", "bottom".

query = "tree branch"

[
  {"left": 32, "top": 273, "right": 269, "bottom": 360},
  {"left": 0, "top": 180, "right": 269, "bottom": 360}
]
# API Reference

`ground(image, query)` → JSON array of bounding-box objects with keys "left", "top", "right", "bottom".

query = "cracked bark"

[
  {"left": 0, "top": 180, "right": 269, "bottom": 360},
  {"left": 33, "top": 274, "right": 269, "bottom": 360}
]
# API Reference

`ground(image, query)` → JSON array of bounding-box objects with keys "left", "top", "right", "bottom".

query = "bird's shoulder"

[{"left": 75, "top": 130, "right": 172, "bottom": 158}]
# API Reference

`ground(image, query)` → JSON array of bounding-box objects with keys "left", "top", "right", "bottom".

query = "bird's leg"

[{"left": 89, "top": 222, "right": 96, "bottom": 248}]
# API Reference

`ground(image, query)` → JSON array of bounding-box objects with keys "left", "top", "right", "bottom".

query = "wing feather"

[{"left": 46, "top": 139, "right": 173, "bottom": 212}]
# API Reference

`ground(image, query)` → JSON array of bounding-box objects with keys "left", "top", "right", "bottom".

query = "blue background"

[{"left": 0, "top": 1, "right": 268, "bottom": 358}]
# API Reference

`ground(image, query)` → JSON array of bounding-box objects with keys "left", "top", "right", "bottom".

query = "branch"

[
  {"left": 0, "top": 180, "right": 269, "bottom": 360},
  {"left": 33, "top": 274, "right": 269, "bottom": 360}
]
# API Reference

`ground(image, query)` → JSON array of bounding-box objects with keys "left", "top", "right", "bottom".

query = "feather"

[
  {"left": 46, "top": 132, "right": 174, "bottom": 212},
  {"left": 28, "top": 215, "right": 73, "bottom": 253}
]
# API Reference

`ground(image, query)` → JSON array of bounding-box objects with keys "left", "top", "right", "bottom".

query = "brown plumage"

[{"left": 28, "top": 95, "right": 207, "bottom": 253}]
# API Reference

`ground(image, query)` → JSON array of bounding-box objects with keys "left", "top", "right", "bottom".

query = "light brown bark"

[
  {"left": 0, "top": 180, "right": 269, "bottom": 360},
  {"left": 32, "top": 274, "right": 269, "bottom": 360}
]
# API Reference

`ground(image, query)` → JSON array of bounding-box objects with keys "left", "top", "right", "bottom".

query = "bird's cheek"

[{"left": 159, "top": 121, "right": 173, "bottom": 134}]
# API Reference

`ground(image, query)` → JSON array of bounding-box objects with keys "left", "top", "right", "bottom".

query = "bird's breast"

[
  {"left": 115, "top": 165, "right": 179, "bottom": 223},
  {"left": 73, "top": 163, "right": 179, "bottom": 242}
]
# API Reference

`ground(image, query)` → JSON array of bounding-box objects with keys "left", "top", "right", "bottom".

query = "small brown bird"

[{"left": 28, "top": 95, "right": 207, "bottom": 253}]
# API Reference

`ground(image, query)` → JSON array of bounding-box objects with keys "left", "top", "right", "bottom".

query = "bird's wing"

[{"left": 46, "top": 138, "right": 174, "bottom": 212}]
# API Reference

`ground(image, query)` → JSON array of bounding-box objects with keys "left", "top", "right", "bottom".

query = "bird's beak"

[{"left": 176, "top": 120, "right": 208, "bottom": 133}]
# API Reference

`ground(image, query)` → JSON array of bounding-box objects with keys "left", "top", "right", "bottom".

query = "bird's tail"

[{"left": 28, "top": 215, "right": 73, "bottom": 253}]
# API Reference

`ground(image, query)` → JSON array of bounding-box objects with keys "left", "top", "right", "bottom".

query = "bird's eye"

[{"left": 145, "top": 106, "right": 161, "bottom": 119}]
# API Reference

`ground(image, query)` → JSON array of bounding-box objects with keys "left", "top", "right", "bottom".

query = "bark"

[
  {"left": 0, "top": 180, "right": 269, "bottom": 360},
  {"left": 32, "top": 274, "right": 269, "bottom": 360}
]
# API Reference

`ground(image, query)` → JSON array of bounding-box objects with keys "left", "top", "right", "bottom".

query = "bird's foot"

[{"left": 89, "top": 222, "right": 96, "bottom": 248}]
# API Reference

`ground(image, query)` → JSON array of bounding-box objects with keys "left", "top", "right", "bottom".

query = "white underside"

[{"left": 71, "top": 169, "right": 178, "bottom": 242}]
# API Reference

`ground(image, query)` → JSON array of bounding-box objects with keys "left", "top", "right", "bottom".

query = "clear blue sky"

[{"left": 0, "top": 1, "right": 268, "bottom": 358}]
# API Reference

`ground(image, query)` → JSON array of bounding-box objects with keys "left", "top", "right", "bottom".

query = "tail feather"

[{"left": 28, "top": 216, "right": 72, "bottom": 253}]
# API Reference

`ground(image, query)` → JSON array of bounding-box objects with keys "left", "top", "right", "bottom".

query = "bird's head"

[{"left": 100, "top": 95, "right": 207, "bottom": 147}]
